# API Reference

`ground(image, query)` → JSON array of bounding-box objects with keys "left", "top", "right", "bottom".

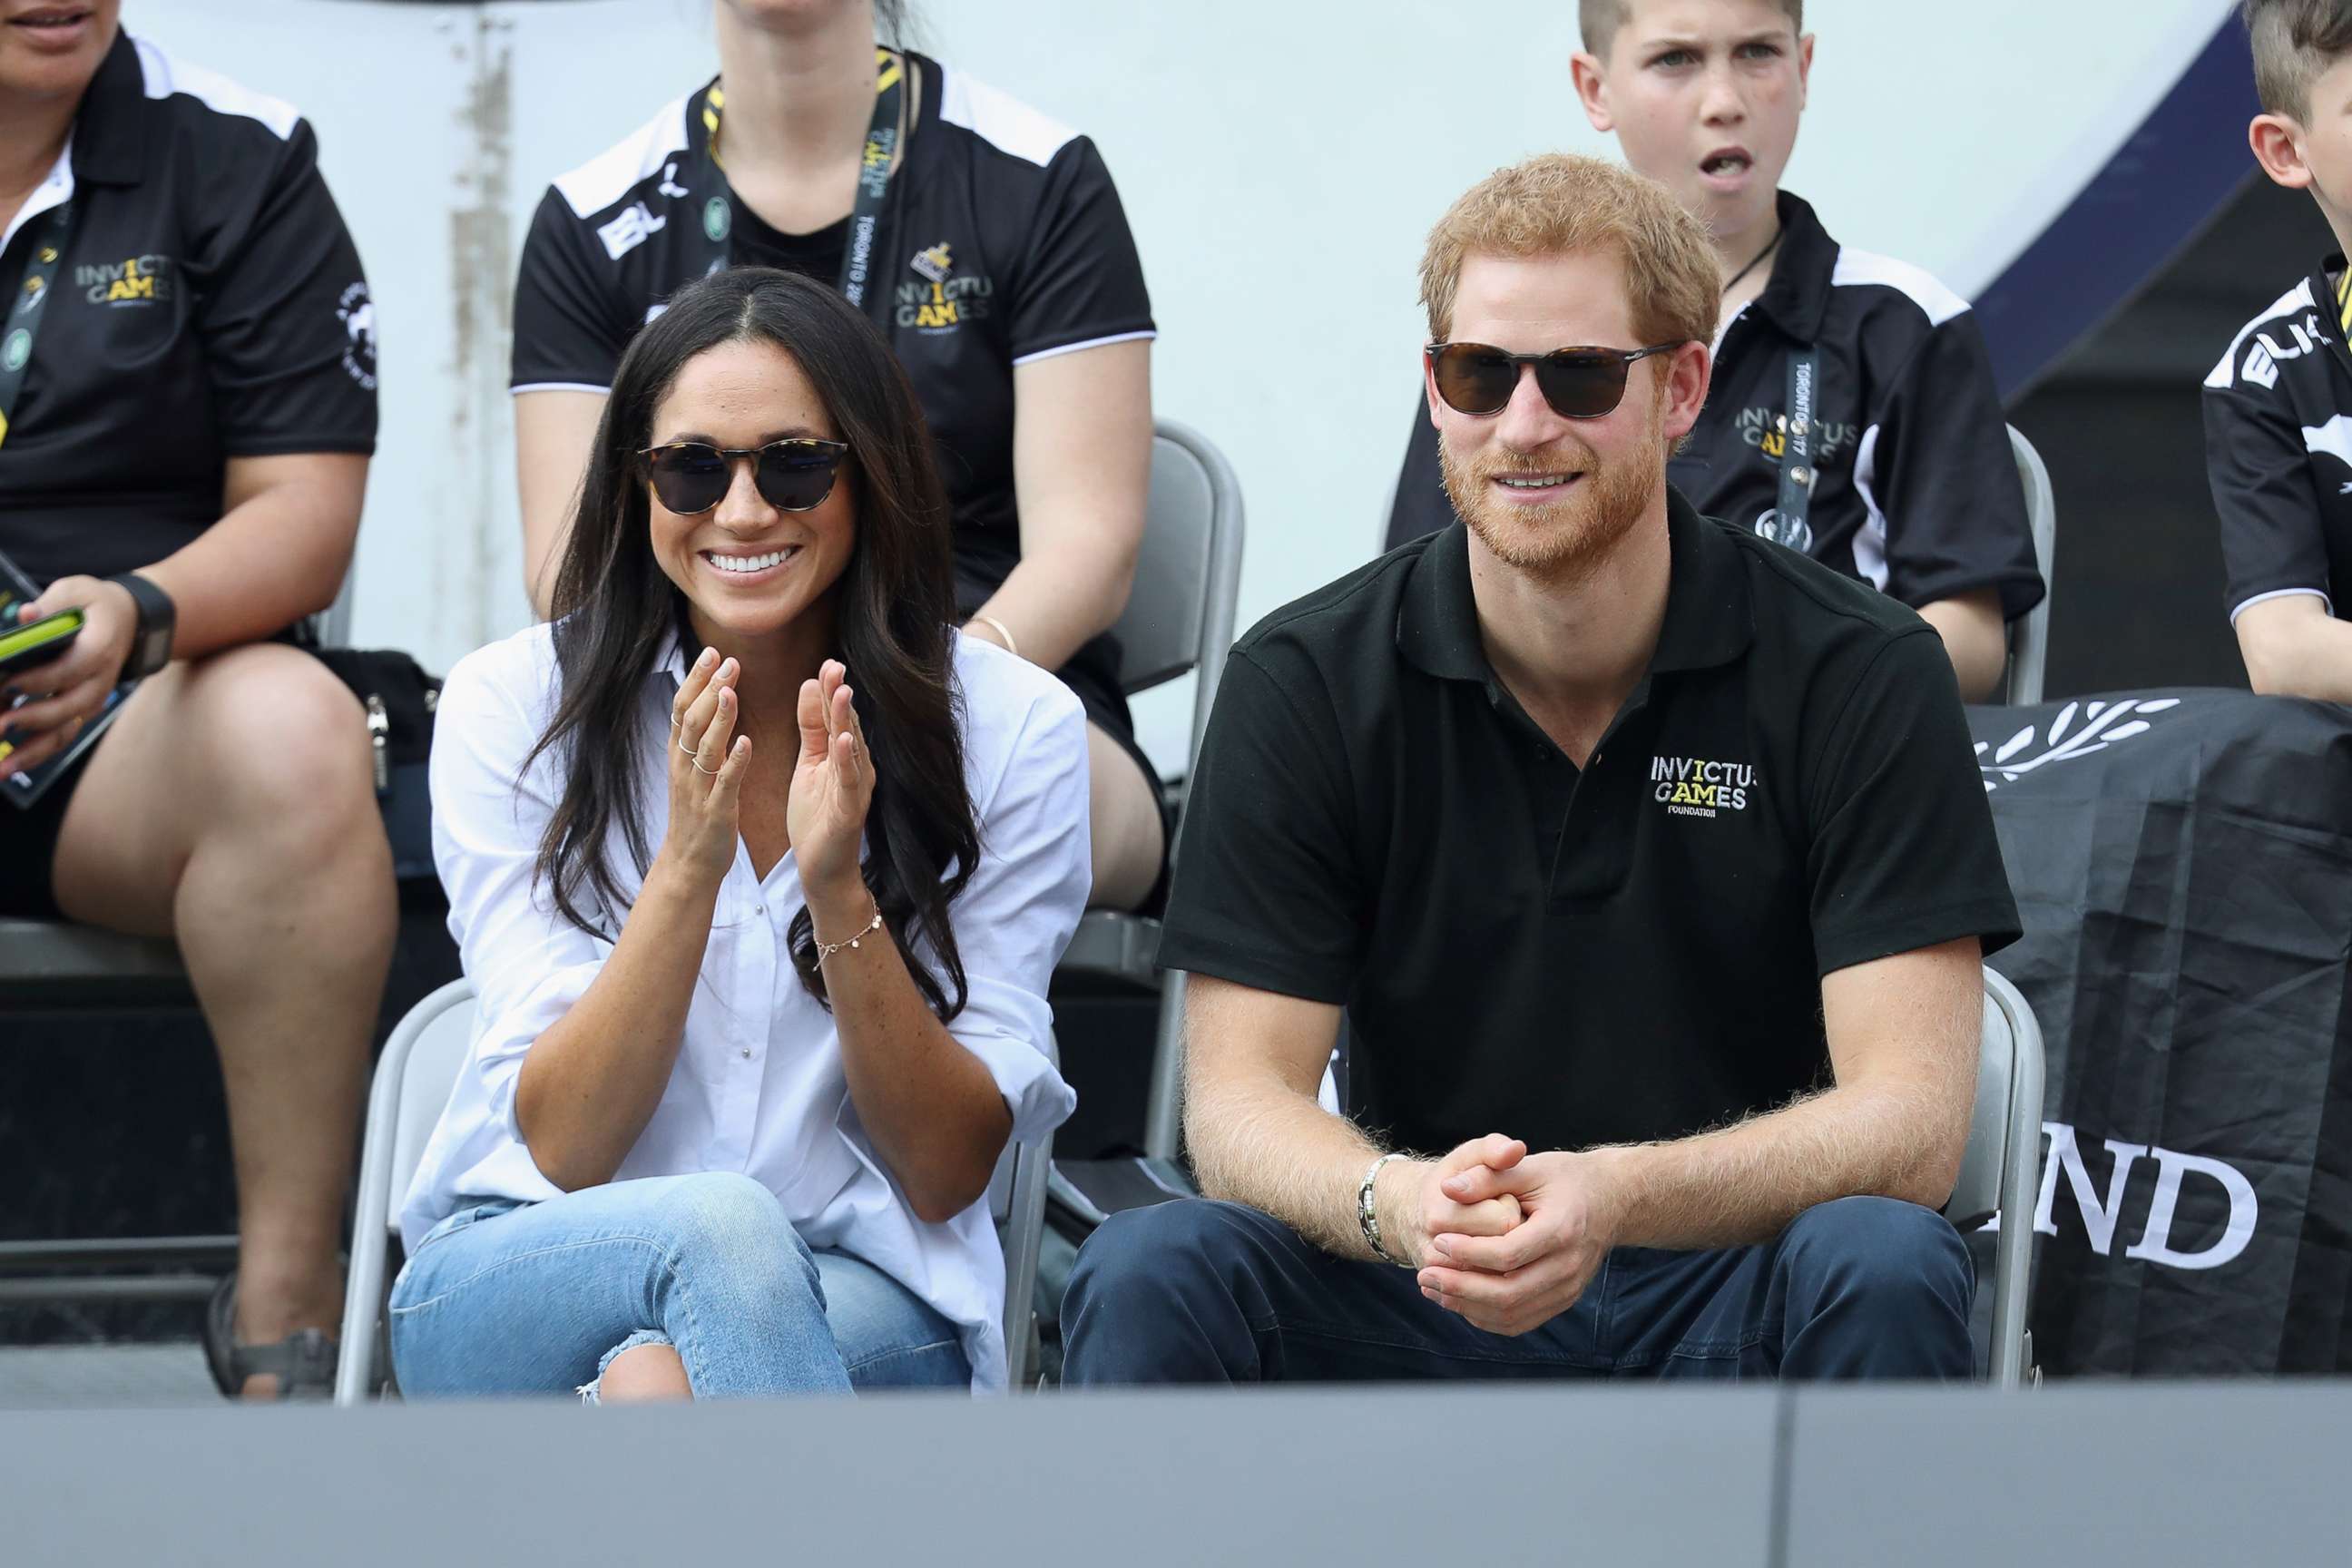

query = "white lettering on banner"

[{"left": 1981, "top": 1121, "right": 2259, "bottom": 1272}]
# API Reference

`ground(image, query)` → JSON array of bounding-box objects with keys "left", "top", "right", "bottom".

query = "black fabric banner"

[{"left": 1969, "top": 690, "right": 2352, "bottom": 1374}]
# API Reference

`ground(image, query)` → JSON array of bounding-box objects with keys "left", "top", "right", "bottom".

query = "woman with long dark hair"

[
  {"left": 392, "top": 268, "right": 1087, "bottom": 1398},
  {"left": 510, "top": 0, "right": 1166, "bottom": 913}
]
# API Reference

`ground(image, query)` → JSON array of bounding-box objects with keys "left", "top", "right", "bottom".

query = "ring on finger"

[
  {"left": 678, "top": 734, "right": 698, "bottom": 756},
  {"left": 691, "top": 757, "right": 721, "bottom": 776}
]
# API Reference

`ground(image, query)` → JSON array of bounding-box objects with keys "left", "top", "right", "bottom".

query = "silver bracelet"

[
  {"left": 1357, "top": 1152, "right": 1411, "bottom": 1268},
  {"left": 816, "top": 902, "right": 883, "bottom": 961}
]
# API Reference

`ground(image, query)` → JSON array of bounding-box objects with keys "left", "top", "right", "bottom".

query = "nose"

[
  {"left": 1700, "top": 60, "right": 1748, "bottom": 128},
  {"left": 711, "top": 454, "right": 775, "bottom": 529},
  {"left": 1491, "top": 362, "right": 1573, "bottom": 455}
]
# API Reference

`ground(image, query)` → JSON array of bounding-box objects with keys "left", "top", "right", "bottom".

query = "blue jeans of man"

[
  {"left": 1061, "top": 1195, "right": 1973, "bottom": 1384},
  {"left": 389, "top": 1171, "right": 969, "bottom": 1398}
]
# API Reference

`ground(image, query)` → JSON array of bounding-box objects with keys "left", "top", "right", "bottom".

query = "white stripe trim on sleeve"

[
  {"left": 512, "top": 382, "right": 613, "bottom": 397},
  {"left": 1829, "top": 248, "right": 1971, "bottom": 328},
  {"left": 2305, "top": 413, "right": 2352, "bottom": 469},
  {"left": 131, "top": 36, "right": 300, "bottom": 139},
  {"left": 1009, "top": 329, "right": 1156, "bottom": 368},
  {"left": 1849, "top": 423, "right": 1891, "bottom": 593},
  {"left": 2206, "top": 279, "right": 2320, "bottom": 390},
  {"left": 937, "top": 67, "right": 1079, "bottom": 167},
  {"left": 554, "top": 94, "right": 693, "bottom": 219},
  {"left": 2230, "top": 586, "right": 2335, "bottom": 624}
]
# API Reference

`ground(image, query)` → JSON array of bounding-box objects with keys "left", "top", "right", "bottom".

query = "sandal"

[{"left": 203, "top": 1272, "right": 338, "bottom": 1401}]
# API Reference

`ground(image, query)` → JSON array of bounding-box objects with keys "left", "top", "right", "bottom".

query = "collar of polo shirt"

[
  {"left": 1395, "top": 485, "right": 1756, "bottom": 687},
  {"left": 64, "top": 33, "right": 149, "bottom": 191},
  {"left": 1732, "top": 191, "right": 1839, "bottom": 348}
]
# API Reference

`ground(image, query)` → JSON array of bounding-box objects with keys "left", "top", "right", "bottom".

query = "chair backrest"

[
  {"left": 1950, "top": 966, "right": 2045, "bottom": 1219},
  {"left": 2005, "top": 425, "right": 2056, "bottom": 707},
  {"left": 1113, "top": 420, "right": 1247, "bottom": 773},
  {"left": 384, "top": 985, "right": 481, "bottom": 1231}
]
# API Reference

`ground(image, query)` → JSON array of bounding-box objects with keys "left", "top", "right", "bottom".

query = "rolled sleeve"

[
  {"left": 936, "top": 656, "right": 1089, "bottom": 1143},
  {"left": 426, "top": 647, "right": 613, "bottom": 1153}
]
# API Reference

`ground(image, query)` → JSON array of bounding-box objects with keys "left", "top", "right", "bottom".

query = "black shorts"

[{"left": 0, "top": 731, "right": 101, "bottom": 921}]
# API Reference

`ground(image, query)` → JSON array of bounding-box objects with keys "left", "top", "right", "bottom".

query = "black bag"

[{"left": 311, "top": 647, "right": 440, "bottom": 883}]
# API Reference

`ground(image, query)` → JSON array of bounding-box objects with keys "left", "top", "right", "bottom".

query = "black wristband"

[{"left": 107, "top": 571, "right": 175, "bottom": 681}]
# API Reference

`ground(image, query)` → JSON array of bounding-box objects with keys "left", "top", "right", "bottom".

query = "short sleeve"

[
  {"left": 2204, "top": 359, "right": 2335, "bottom": 621},
  {"left": 1386, "top": 392, "right": 1453, "bottom": 553},
  {"left": 1859, "top": 313, "right": 2043, "bottom": 620},
  {"left": 196, "top": 119, "right": 376, "bottom": 457},
  {"left": 934, "top": 658, "right": 1088, "bottom": 1142},
  {"left": 511, "top": 185, "right": 633, "bottom": 393},
  {"left": 1007, "top": 137, "right": 1154, "bottom": 364},
  {"left": 1804, "top": 629, "right": 2021, "bottom": 975},
  {"left": 1154, "top": 646, "right": 1364, "bottom": 1002},
  {"left": 427, "top": 648, "right": 612, "bottom": 1158}
]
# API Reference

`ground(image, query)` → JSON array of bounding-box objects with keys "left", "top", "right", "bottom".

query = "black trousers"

[{"left": 1062, "top": 1195, "right": 1975, "bottom": 1384}]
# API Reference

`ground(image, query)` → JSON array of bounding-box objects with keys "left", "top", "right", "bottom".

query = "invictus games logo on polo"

[
  {"left": 1736, "top": 405, "right": 1855, "bottom": 468},
  {"left": 1651, "top": 755, "right": 1757, "bottom": 818},
  {"left": 897, "top": 241, "right": 992, "bottom": 333},
  {"left": 337, "top": 282, "right": 377, "bottom": 391},
  {"left": 76, "top": 254, "right": 174, "bottom": 306}
]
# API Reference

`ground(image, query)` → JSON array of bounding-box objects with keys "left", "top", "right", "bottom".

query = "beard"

[{"left": 1439, "top": 396, "right": 1668, "bottom": 584}]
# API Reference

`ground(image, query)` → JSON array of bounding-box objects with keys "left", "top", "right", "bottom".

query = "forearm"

[
  {"left": 513, "top": 856, "right": 719, "bottom": 1191},
  {"left": 1184, "top": 1063, "right": 1412, "bottom": 1264},
  {"left": 1597, "top": 1079, "right": 1962, "bottom": 1250},
  {"left": 810, "top": 875, "right": 1012, "bottom": 1224},
  {"left": 2240, "top": 612, "right": 2352, "bottom": 701},
  {"left": 967, "top": 539, "right": 1136, "bottom": 673},
  {"left": 141, "top": 476, "right": 357, "bottom": 660}
]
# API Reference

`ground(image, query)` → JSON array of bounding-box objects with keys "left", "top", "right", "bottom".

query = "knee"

[
  {"left": 1780, "top": 1197, "right": 1970, "bottom": 1312},
  {"left": 193, "top": 652, "right": 379, "bottom": 842},
  {"left": 650, "top": 1173, "right": 818, "bottom": 1303},
  {"left": 1067, "top": 1199, "right": 1251, "bottom": 1321}
]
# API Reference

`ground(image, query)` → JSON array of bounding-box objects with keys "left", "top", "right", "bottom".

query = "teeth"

[
  {"left": 1497, "top": 475, "right": 1569, "bottom": 488},
  {"left": 704, "top": 548, "right": 791, "bottom": 573}
]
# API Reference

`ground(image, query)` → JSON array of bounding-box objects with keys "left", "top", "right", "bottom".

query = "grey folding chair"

[
  {"left": 334, "top": 979, "right": 1061, "bottom": 1401},
  {"left": 2004, "top": 426, "right": 2056, "bottom": 707},
  {"left": 1948, "top": 965, "right": 2047, "bottom": 1388},
  {"left": 1054, "top": 418, "right": 1246, "bottom": 1163}
]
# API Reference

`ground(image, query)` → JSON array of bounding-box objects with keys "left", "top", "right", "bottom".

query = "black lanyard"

[
  {"left": 701, "top": 48, "right": 906, "bottom": 320},
  {"left": 1754, "top": 346, "right": 1820, "bottom": 554},
  {"left": 0, "top": 201, "right": 73, "bottom": 452}
]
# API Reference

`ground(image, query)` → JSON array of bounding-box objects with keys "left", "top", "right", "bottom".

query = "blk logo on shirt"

[{"left": 1651, "top": 754, "right": 1757, "bottom": 818}]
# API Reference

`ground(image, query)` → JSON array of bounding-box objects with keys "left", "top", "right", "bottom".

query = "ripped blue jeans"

[{"left": 388, "top": 1171, "right": 970, "bottom": 1400}]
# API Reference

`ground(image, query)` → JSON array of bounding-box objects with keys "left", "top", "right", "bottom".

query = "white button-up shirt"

[{"left": 401, "top": 623, "right": 1087, "bottom": 1392}]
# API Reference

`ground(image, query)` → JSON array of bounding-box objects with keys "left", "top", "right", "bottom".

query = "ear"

[
  {"left": 1660, "top": 339, "right": 1713, "bottom": 443},
  {"left": 1571, "top": 50, "right": 1614, "bottom": 133},
  {"left": 1796, "top": 32, "right": 1816, "bottom": 112},
  {"left": 2250, "top": 112, "right": 2314, "bottom": 191}
]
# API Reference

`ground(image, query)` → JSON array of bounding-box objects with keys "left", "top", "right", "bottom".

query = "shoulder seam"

[
  {"left": 130, "top": 35, "right": 300, "bottom": 140},
  {"left": 2206, "top": 277, "right": 2324, "bottom": 391},
  {"left": 1828, "top": 247, "right": 1970, "bottom": 328},
  {"left": 552, "top": 92, "right": 695, "bottom": 219},
  {"left": 934, "top": 64, "right": 1079, "bottom": 168}
]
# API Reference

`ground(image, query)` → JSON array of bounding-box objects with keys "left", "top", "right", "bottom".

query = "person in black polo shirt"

[
  {"left": 1385, "top": 0, "right": 2043, "bottom": 701},
  {"left": 1061, "top": 153, "right": 2019, "bottom": 1387},
  {"left": 509, "top": 0, "right": 1165, "bottom": 910},
  {"left": 2204, "top": 1, "right": 2352, "bottom": 700},
  {"left": 0, "top": 6, "right": 391, "bottom": 1398}
]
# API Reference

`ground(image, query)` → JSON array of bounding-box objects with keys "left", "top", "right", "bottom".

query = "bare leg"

[
  {"left": 1085, "top": 721, "right": 1164, "bottom": 912},
  {"left": 596, "top": 1343, "right": 693, "bottom": 1402},
  {"left": 51, "top": 646, "right": 396, "bottom": 1396}
]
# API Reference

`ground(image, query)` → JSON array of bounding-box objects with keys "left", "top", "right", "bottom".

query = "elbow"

[
  {"left": 907, "top": 1169, "right": 994, "bottom": 1228},
  {"left": 2240, "top": 642, "right": 2301, "bottom": 700}
]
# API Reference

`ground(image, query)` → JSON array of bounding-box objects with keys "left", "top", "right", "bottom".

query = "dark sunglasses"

[
  {"left": 637, "top": 438, "right": 850, "bottom": 515},
  {"left": 1426, "top": 341, "right": 1687, "bottom": 420}
]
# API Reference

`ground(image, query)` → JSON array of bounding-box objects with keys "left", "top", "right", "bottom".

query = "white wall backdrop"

[{"left": 129, "top": 0, "right": 2236, "bottom": 772}]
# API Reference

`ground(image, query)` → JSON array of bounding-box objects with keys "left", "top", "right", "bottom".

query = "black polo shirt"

[
  {"left": 1387, "top": 191, "right": 2044, "bottom": 622},
  {"left": 510, "top": 52, "right": 1155, "bottom": 701},
  {"left": 2202, "top": 258, "right": 2352, "bottom": 625},
  {"left": 1160, "top": 488, "right": 2021, "bottom": 1158},
  {"left": 0, "top": 31, "right": 376, "bottom": 589}
]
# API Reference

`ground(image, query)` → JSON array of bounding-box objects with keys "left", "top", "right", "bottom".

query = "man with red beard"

[{"left": 1061, "top": 154, "right": 2019, "bottom": 1387}]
